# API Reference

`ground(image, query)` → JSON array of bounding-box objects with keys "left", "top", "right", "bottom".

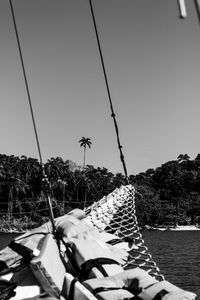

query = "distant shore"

[
  {"left": 0, "top": 228, "right": 25, "bottom": 234},
  {"left": 1, "top": 224, "right": 200, "bottom": 234},
  {"left": 145, "top": 225, "right": 200, "bottom": 231},
  {"left": 169, "top": 225, "right": 200, "bottom": 231}
]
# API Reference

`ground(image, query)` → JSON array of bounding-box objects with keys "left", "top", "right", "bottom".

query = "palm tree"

[
  {"left": 177, "top": 154, "right": 190, "bottom": 163},
  {"left": 79, "top": 137, "right": 92, "bottom": 168}
]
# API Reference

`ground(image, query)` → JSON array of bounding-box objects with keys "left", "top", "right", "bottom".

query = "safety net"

[{"left": 84, "top": 185, "right": 164, "bottom": 281}]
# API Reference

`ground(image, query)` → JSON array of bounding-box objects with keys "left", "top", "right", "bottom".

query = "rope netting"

[{"left": 84, "top": 185, "right": 164, "bottom": 281}]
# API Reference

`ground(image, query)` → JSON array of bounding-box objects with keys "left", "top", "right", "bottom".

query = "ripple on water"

[{"left": 142, "top": 230, "right": 200, "bottom": 298}]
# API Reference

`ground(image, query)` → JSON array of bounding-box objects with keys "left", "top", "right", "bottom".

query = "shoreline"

[
  {"left": 169, "top": 225, "right": 200, "bottom": 231},
  {"left": 0, "top": 228, "right": 26, "bottom": 234},
  {"left": 145, "top": 225, "right": 200, "bottom": 231},
  {"left": 1, "top": 225, "right": 200, "bottom": 234}
]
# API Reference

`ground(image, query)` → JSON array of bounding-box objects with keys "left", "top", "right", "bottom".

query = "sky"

[{"left": 0, "top": 0, "right": 200, "bottom": 176}]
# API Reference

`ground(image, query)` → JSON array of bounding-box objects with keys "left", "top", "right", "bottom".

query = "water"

[
  {"left": 0, "top": 231, "right": 199, "bottom": 298},
  {"left": 142, "top": 230, "right": 200, "bottom": 298}
]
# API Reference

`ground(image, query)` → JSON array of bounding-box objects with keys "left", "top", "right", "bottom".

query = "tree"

[
  {"left": 177, "top": 154, "right": 190, "bottom": 163},
  {"left": 186, "top": 192, "right": 200, "bottom": 224},
  {"left": 195, "top": 154, "right": 200, "bottom": 161},
  {"left": 78, "top": 137, "right": 92, "bottom": 168}
]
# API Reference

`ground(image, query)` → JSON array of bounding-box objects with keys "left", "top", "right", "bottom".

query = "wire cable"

[
  {"left": 9, "top": 0, "right": 42, "bottom": 166},
  {"left": 9, "top": 0, "right": 56, "bottom": 234},
  {"left": 88, "top": 0, "right": 129, "bottom": 183}
]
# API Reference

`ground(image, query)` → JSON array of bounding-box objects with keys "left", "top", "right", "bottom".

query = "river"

[{"left": 0, "top": 230, "right": 199, "bottom": 299}]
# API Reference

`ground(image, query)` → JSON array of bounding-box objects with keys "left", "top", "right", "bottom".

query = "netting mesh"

[{"left": 84, "top": 184, "right": 164, "bottom": 281}]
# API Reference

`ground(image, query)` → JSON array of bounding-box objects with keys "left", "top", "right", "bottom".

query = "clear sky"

[{"left": 0, "top": 0, "right": 200, "bottom": 175}]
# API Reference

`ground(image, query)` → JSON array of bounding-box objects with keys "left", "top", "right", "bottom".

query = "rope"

[
  {"left": 9, "top": 0, "right": 42, "bottom": 166},
  {"left": 0, "top": 207, "right": 58, "bottom": 215},
  {"left": 9, "top": 0, "right": 56, "bottom": 234},
  {"left": 194, "top": 0, "right": 200, "bottom": 24},
  {"left": 88, "top": 0, "right": 129, "bottom": 183},
  {"left": 0, "top": 199, "right": 50, "bottom": 204},
  {"left": 0, "top": 198, "right": 95, "bottom": 205}
]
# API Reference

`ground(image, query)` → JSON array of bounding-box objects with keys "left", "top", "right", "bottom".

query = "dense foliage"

[{"left": 0, "top": 153, "right": 200, "bottom": 230}]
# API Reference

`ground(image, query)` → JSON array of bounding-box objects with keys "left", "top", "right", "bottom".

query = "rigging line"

[
  {"left": 9, "top": 0, "right": 42, "bottom": 166},
  {"left": 194, "top": 0, "right": 200, "bottom": 25},
  {"left": 0, "top": 207, "right": 57, "bottom": 215},
  {"left": 88, "top": 0, "right": 129, "bottom": 183},
  {"left": 9, "top": 0, "right": 56, "bottom": 234}
]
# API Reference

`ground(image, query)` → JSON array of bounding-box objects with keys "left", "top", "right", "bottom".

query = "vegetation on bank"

[{"left": 0, "top": 153, "right": 200, "bottom": 230}]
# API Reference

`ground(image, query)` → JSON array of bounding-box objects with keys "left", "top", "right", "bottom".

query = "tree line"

[{"left": 0, "top": 153, "right": 200, "bottom": 230}]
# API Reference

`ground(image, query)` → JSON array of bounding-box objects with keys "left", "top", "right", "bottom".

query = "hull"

[{"left": 0, "top": 185, "right": 197, "bottom": 300}]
